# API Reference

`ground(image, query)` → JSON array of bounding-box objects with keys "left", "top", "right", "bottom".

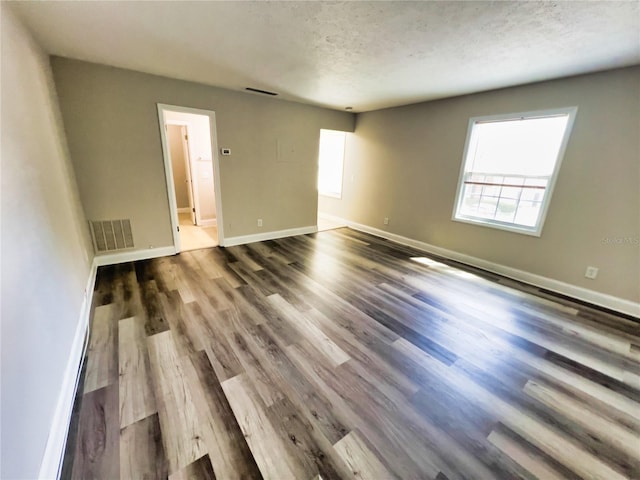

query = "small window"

[
  {"left": 318, "top": 129, "right": 346, "bottom": 198},
  {"left": 452, "top": 107, "right": 577, "bottom": 236}
]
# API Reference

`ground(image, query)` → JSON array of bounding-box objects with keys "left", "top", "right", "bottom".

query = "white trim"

[
  {"left": 198, "top": 218, "right": 217, "bottom": 227},
  {"left": 157, "top": 104, "right": 225, "bottom": 249},
  {"left": 451, "top": 106, "right": 578, "bottom": 237},
  {"left": 157, "top": 105, "right": 182, "bottom": 253},
  {"left": 225, "top": 225, "right": 317, "bottom": 247},
  {"left": 318, "top": 212, "right": 348, "bottom": 224},
  {"left": 94, "top": 246, "right": 176, "bottom": 266},
  {"left": 177, "top": 207, "right": 191, "bottom": 214},
  {"left": 38, "top": 261, "right": 98, "bottom": 480},
  {"left": 324, "top": 215, "right": 640, "bottom": 317}
]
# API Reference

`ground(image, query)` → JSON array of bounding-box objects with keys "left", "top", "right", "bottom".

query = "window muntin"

[
  {"left": 453, "top": 108, "right": 577, "bottom": 236},
  {"left": 318, "top": 129, "right": 346, "bottom": 198}
]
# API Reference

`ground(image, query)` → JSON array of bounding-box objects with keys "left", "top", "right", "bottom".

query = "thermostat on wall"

[{"left": 221, "top": 148, "right": 231, "bottom": 156}]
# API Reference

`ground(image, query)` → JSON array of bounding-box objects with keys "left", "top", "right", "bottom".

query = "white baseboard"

[
  {"left": 318, "top": 212, "right": 349, "bottom": 224},
  {"left": 224, "top": 225, "right": 317, "bottom": 247},
  {"left": 330, "top": 216, "right": 640, "bottom": 317},
  {"left": 38, "top": 261, "right": 98, "bottom": 480},
  {"left": 94, "top": 246, "right": 176, "bottom": 266},
  {"left": 177, "top": 207, "right": 191, "bottom": 213},
  {"left": 198, "top": 218, "right": 217, "bottom": 227}
]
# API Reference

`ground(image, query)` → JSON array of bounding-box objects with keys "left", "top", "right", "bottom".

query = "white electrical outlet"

[
  {"left": 257, "top": 219, "right": 263, "bottom": 227},
  {"left": 584, "top": 266, "right": 599, "bottom": 279},
  {"left": 383, "top": 217, "right": 389, "bottom": 225}
]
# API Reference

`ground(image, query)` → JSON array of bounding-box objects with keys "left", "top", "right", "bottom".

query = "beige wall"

[
  {"left": 320, "top": 67, "right": 640, "bottom": 303},
  {"left": 0, "top": 6, "right": 94, "bottom": 479},
  {"left": 51, "top": 58, "right": 355, "bottom": 249},
  {"left": 167, "top": 125, "right": 190, "bottom": 209}
]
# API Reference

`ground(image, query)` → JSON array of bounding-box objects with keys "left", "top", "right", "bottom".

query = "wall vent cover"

[{"left": 90, "top": 219, "right": 134, "bottom": 252}]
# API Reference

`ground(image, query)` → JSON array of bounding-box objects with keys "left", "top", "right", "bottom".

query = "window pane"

[
  {"left": 483, "top": 185, "right": 501, "bottom": 197},
  {"left": 505, "top": 176, "right": 525, "bottom": 186},
  {"left": 318, "top": 129, "right": 346, "bottom": 197},
  {"left": 501, "top": 186, "right": 521, "bottom": 199},
  {"left": 514, "top": 201, "right": 542, "bottom": 226},
  {"left": 477, "top": 197, "right": 498, "bottom": 217},
  {"left": 460, "top": 193, "right": 481, "bottom": 215},
  {"left": 521, "top": 187, "right": 544, "bottom": 202},
  {"left": 495, "top": 198, "right": 517, "bottom": 222},
  {"left": 470, "top": 115, "right": 569, "bottom": 176},
  {"left": 524, "top": 178, "right": 548, "bottom": 187},
  {"left": 453, "top": 107, "right": 575, "bottom": 235}
]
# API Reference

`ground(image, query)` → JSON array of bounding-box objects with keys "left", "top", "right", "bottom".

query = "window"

[
  {"left": 318, "top": 129, "right": 346, "bottom": 198},
  {"left": 452, "top": 107, "right": 577, "bottom": 236}
]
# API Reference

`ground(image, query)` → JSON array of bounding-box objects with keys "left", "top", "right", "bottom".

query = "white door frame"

[{"left": 157, "top": 103, "right": 225, "bottom": 251}]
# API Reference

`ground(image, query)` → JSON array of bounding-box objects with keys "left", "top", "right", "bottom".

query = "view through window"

[{"left": 453, "top": 108, "right": 577, "bottom": 236}]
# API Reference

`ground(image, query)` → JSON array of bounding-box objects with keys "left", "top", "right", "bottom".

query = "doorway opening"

[
  {"left": 158, "top": 104, "right": 224, "bottom": 251},
  {"left": 317, "top": 129, "right": 348, "bottom": 231}
]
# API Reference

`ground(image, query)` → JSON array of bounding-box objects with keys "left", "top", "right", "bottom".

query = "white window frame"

[
  {"left": 452, "top": 107, "right": 578, "bottom": 237},
  {"left": 318, "top": 129, "right": 346, "bottom": 199}
]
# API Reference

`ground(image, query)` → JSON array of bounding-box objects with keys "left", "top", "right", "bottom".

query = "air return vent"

[{"left": 90, "top": 219, "right": 134, "bottom": 252}]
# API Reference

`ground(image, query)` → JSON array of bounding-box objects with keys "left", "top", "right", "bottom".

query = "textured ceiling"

[{"left": 11, "top": 1, "right": 640, "bottom": 112}]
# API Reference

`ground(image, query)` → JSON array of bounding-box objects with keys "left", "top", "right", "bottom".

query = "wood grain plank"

[
  {"left": 159, "top": 290, "right": 203, "bottom": 358},
  {"left": 140, "top": 280, "right": 171, "bottom": 337},
  {"left": 70, "top": 228, "right": 640, "bottom": 480},
  {"left": 168, "top": 455, "right": 216, "bottom": 480},
  {"left": 222, "top": 374, "right": 303, "bottom": 480},
  {"left": 394, "top": 337, "right": 630, "bottom": 480},
  {"left": 221, "top": 308, "right": 286, "bottom": 407},
  {"left": 84, "top": 303, "right": 118, "bottom": 393},
  {"left": 182, "top": 350, "right": 262, "bottom": 479},
  {"left": 118, "top": 315, "right": 157, "bottom": 428},
  {"left": 265, "top": 397, "right": 354, "bottom": 479},
  {"left": 120, "top": 414, "right": 168, "bottom": 480},
  {"left": 71, "top": 384, "right": 119, "bottom": 480},
  {"left": 147, "top": 330, "right": 208, "bottom": 474},
  {"left": 333, "top": 430, "right": 396, "bottom": 480},
  {"left": 184, "top": 302, "right": 245, "bottom": 383},
  {"left": 488, "top": 426, "right": 579, "bottom": 480},
  {"left": 237, "top": 320, "right": 351, "bottom": 445},
  {"left": 523, "top": 379, "right": 640, "bottom": 464},
  {"left": 268, "top": 294, "right": 350, "bottom": 367},
  {"left": 285, "top": 343, "right": 443, "bottom": 480}
]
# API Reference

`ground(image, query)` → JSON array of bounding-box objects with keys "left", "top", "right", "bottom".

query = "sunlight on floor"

[
  {"left": 317, "top": 215, "right": 347, "bottom": 232},
  {"left": 179, "top": 212, "right": 218, "bottom": 251},
  {"left": 410, "top": 256, "right": 447, "bottom": 268}
]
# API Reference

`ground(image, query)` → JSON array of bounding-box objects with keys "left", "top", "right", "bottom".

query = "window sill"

[{"left": 452, "top": 215, "right": 543, "bottom": 237}]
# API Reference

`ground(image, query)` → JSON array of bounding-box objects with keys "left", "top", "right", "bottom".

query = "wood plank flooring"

[{"left": 66, "top": 228, "right": 640, "bottom": 480}]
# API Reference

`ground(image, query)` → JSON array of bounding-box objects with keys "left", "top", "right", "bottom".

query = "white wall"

[
  {"left": 1, "top": 5, "right": 94, "bottom": 479},
  {"left": 164, "top": 110, "right": 217, "bottom": 222}
]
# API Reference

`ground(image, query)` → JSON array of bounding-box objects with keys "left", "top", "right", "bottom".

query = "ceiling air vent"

[
  {"left": 90, "top": 219, "right": 134, "bottom": 252},
  {"left": 245, "top": 87, "right": 278, "bottom": 96}
]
